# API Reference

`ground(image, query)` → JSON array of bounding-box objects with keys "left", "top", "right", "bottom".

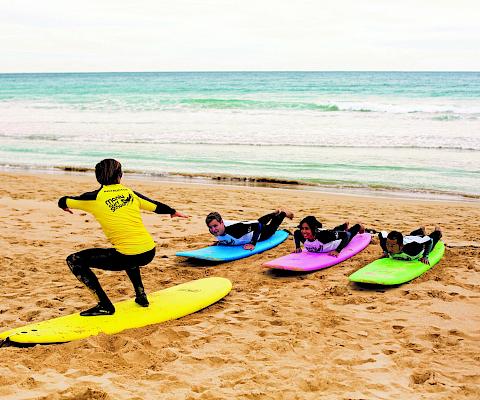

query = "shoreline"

[{"left": 1, "top": 164, "right": 478, "bottom": 203}]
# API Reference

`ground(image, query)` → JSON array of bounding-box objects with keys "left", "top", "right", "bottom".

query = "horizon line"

[{"left": 1, "top": 69, "right": 479, "bottom": 75}]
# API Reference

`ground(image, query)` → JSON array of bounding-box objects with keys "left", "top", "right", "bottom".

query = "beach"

[{"left": 0, "top": 170, "right": 479, "bottom": 399}]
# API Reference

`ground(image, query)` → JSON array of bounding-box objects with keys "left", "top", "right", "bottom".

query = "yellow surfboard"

[{"left": 0, "top": 277, "right": 232, "bottom": 346}]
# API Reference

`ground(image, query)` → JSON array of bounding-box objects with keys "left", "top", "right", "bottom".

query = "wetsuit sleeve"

[
  {"left": 378, "top": 232, "right": 388, "bottom": 253},
  {"left": 332, "top": 231, "right": 350, "bottom": 253},
  {"left": 225, "top": 222, "right": 261, "bottom": 244},
  {"left": 405, "top": 237, "right": 433, "bottom": 258},
  {"left": 58, "top": 190, "right": 99, "bottom": 213},
  {"left": 133, "top": 191, "right": 176, "bottom": 215},
  {"left": 422, "top": 238, "right": 434, "bottom": 257},
  {"left": 294, "top": 229, "right": 305, "bottom": 248},
  {"left": 250, "top": 222, "right": 262, "bottom": 246},
  {"left": 315, "top": 229, "right": 349, "bottom": 252}
]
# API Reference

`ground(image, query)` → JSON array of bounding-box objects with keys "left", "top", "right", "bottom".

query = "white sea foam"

[{"left": 1, "top": 72, "right": 479, "bottom": 197}]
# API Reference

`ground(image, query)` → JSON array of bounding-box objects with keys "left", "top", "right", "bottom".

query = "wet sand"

[{"left": 0, "top": 171, "right": 479, "bottom": 399}]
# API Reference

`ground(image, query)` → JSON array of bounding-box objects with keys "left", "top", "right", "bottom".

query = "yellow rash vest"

[{"left": 58, "top": 184, "right": 175, "bottom": 255}]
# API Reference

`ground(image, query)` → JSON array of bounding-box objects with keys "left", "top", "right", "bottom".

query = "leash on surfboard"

[
  {"left": 0, "top": 338, "right": 15, "bottom": 348},
  {"left": 0, "top": 338, "right": 40, "bottom": 348}
]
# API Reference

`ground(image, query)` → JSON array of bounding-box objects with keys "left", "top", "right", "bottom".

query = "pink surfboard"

[{"left": 264, "top": 233, "right": 371, "bottom": 271}]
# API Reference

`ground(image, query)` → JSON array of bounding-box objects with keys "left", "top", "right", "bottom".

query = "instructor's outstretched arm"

[{"left": 171, "top": 211, "right": 189, "bottom": 218}]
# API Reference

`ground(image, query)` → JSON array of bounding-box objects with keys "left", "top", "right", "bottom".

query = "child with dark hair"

[
  {"left": 379, "top": 226, "right": 442, "bottom": 265},
  {"left": 206, "top": 209, "right": 293, "bottom": 250},
  {"left": 294, "top": 216, "right": 364, "bottom": 256},
  {"left": 58, "top": 159, "right": 189, "bottom": 316}
]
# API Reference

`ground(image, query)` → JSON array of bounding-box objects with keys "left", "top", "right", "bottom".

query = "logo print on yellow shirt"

[{"left": 105, "top": 194, "right": 133, "bottom": 212}]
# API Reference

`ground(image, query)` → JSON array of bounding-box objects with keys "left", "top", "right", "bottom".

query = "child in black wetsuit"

[
  {"left": 379, "top": 226, "right": 442, "bottom": 265},
  {"left": 206, "top": 209, "right": 293, "bottom": 250},
  {"left": 294, "top": 216, "right": 365, "bottom": 256}
]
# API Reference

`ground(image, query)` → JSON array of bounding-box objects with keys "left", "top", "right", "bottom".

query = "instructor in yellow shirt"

[{"left": 58, "top": 159, "right": 188, "bottom": 316}]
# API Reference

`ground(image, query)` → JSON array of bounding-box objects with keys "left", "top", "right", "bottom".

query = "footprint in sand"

[
  {"left": 392, "top": 325, "right": 405, "bottom": 331},
  {"left": 432, "top": 312, "right": 451, "bottom": 320},
  {"left": 405, "top": 342, "right": 425, "bottom": 353},
  {"left": 411, "top": 370, "right": 436, "bottom": 385},
  {"left": 19, "top": 376, "right": 39, "bottom": 389},
  {"left": 382, "top": 349, "right": 397, "bottom": 355}
]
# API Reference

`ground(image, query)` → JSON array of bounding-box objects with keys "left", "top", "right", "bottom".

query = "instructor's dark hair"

[
  {"left": 206, "top": 212, "right": 222, "bottom": 225},
  {"left": 298, "top": 216, "right": 322, "bottom": 231},
  {"left": 387, "top": 230, "right": 403, "bottom": 244},
  {"left": 95, "top": 159, "right": 123, "bottom": 185}
]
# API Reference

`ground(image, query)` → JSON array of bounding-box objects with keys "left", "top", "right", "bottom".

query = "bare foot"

[
  {"left": 358, "top": 223, "right": 365, "bottom": 234},
  {"left": 419, "top": 226, "right": 426, "bottom": 235},
  {"left": 283, "top": 209, "right": 294, "bottom": 220},
  {"left": 276, "top": 208, "right": 294, "bottom": 220}
]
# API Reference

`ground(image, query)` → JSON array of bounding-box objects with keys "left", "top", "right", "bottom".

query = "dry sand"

[{"left": 0, "top": 171, "right": 479, "bottom": 400}]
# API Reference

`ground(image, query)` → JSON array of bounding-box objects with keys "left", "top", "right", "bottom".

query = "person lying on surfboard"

[
  {"left": 206, "top": 209, "right": 293, "bottom": 250},
  {"left": 293, "top": 216, "right": 365, "bottom": 256},
  {"left": 58, "top": 159, "right": 189, "bottom": 316},
  {"left": 378, "top": 226, "right": 442, "bottom": 265}
]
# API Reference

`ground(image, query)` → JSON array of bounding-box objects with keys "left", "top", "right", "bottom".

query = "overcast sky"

[{"left": 1, "top": 0, "right": 479, "bottom": 73}]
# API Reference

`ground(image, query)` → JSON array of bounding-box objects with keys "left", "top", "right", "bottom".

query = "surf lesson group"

[{"left": 0, "top": 158, "right": 445, "bottom": 346}]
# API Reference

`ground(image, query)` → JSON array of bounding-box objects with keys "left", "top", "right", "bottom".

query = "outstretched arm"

[
  {"left": 58, "top": 189, "right": 99, "bottom": 214},
  {"left": 134, "top": 191, "right": 189, "bottom": 217},
  {"left": 170, "top": 211, "right": 189, "bottom": 218}
]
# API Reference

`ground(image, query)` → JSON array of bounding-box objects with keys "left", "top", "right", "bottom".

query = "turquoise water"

[{"left": 0, "top": 72, "right": 479, "bottom": 197}]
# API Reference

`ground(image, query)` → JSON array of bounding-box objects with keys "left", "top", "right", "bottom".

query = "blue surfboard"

[{"left": 176, "top": 230, "right": 289, "bottom": 262}]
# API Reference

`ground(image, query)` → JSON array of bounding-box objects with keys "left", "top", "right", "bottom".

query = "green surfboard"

[{"left": 349, "top": 241, "right": 445, "bottom": 285}]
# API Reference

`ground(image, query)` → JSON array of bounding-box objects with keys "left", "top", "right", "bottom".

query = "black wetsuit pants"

[
  {"left": 409, "top": 228, "right": 442, "bottom": 249},
  {"left": 334, "top": 222, "right": 362, "bottom": 248},
  {"left": 344, "top": 223, "right": 362, "bottom": 241},
  {"left": 66, "top": 247, "right": 155, "bottom": 306},
  {"left": 257, "top": 211, "right": 287, "bottom": 242}
]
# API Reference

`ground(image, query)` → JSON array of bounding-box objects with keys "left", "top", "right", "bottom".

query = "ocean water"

[{"left": 0, "top": 71, "right": 479, "bottom": 198}]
